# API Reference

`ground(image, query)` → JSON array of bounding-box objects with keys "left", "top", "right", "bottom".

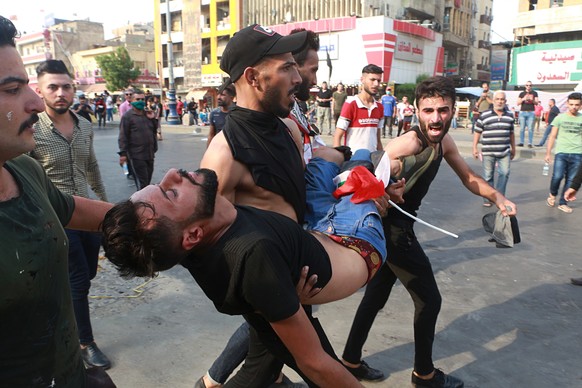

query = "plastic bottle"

[
  {"left": 122, "top": 162, "right": 129, "bottom": 176},
  {"left": 542, "top": 162, "right": 549, "bottom": 176}
]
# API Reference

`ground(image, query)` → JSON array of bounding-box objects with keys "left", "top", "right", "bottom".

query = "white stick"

[{"left": 388, "top": 200, "right": 459, "bottom": 238}]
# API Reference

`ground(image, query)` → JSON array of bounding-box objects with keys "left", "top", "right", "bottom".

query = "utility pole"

[{"left": 165, "top": 0, "right": 180, "bottom": 125}]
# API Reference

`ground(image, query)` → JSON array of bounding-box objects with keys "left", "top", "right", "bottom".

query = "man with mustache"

[
  {"left": 333, "top": 64, "right": 385, "bottom": 152},
  {"left": 199, "top": 25, "right": 326, "bottom": 388},
  {"left": 30, "top": 59, "right": 111, "bottom": 369},
  {"left": 341, "top": 77, "right": 517, "bottom": 388},
  {"left": 0, "top": 15, "right": 113, "bottom": 386},
  {"left": 102, "top": 154, "right": 390, "bottom": 387}
]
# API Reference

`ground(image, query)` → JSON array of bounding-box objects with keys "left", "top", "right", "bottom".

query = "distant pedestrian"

[
  {"left": 176, "top": 96, "right": 184, "bottom": 123},
  {"left": 517, "top": 81, "right": 539, "bottom": 147},
  {"left": 536, "top": 99, "right": 560, "bottom": 147},
  {"left": 534, "top": 100, "right": 544, "bottom": 132},
  {"left": 207, "top": 82, "right": 236, "bottom": 148},
  {"left": 105, "top": 90, "right": 114, "bottom": 122},
  {"left": 333, "top": 64, "right": 384, "bottom": 152},
  {"left": 316, "top": 81, "right": 333, "bottom": 135},
  {"left": 472, "top": 91, "right": 516, "bottom": 206},
  {"left": 119, "top": 89, "right": 134, "bottom": 118},
  {"left": 187, "top": 97, "right": 199, "bottom": 126},
  {"left": 471, "top": 81, "right": 493, "bottom": 133},
  {"left": 544, "top": 92, "right": 582, "bottom": 214},
  {"left": 118, "top": 90, "right": 158, "bottom": 190},
  {"left": 380, "top": 86, "right": 397, "bottom": 137},
  {"left": 331, "top": 82, "right": 347, "bottom": 128}
]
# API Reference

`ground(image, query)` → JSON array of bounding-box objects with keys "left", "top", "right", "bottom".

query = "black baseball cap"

[{"left": 220, "top": 24, "right": 308, "bottom": 83}]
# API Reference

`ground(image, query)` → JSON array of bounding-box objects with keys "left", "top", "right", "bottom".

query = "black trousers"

[
  {"left": 342, "top": 219, "right": 442, "bottom": 375},
  {"left": 225, "top": 306, "right": 339, "bottom": 388},
  {"left": 129, "top": 158, "right": 154, "bottom": 190}
]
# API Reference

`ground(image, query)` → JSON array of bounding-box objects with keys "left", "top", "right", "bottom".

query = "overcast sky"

[{"left": 4, "top": 0, "right": 517, "bottom": 42}]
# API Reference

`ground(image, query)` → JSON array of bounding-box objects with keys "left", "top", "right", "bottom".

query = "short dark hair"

[
  {"left": 0, "top": 16, "right": 18, "bottom": 47},
  {"left": 290, "top": 28, "right": 319, "bottom": 66},
  {"left": 101, "top": 201, "right": 188, "bottom": 278},
  {"left": 36, "top": 60, "right": 72, "bottom": 78},
  {"left": 362, "top": 64, "right": 383, "bottom": 75},
  {"left": 415, "top": 76, "right": 456, "bottom": 105},
  {"left": 218, "top": 79, "right": 236, "bottom": 97},
  {"left": 567, "top": 92, "right": 582, "bottom": 101}
]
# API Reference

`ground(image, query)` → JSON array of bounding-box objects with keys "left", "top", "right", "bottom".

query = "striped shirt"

[
  {"left": 475, "top": 109, "right": 514, "bottom": 157},
  {"left": 30, "top": 111, "right": 108, "bottom": 201}
]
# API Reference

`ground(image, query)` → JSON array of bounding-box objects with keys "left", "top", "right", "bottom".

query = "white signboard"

[
  {"left": 394, "top": 35, "right": 424, "bottom": 63},
  {"left": 201, "top": 73, "right": 223, "bottom": 87},
  {"left": 318, "top": 34, "right": 339, "bottom": 61},
  {"left": 515, "top": 47, "right": 582, "bottom": 85}
]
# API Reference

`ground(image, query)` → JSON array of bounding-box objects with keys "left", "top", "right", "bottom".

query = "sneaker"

[
  {"left": 517, "top": 143, "right": 524, "bottom": 147},
  {"left": 343, "top": 360, "right": 385, "bottom": 381},
  {"left": 528, "top": 144, "right": 533, "bottom": 148},
  {"left": 546, "top": 195, "right": 556, "bottom": 207},
  {"left": 411, "top": 369, "right": 464, "bottom": 388},
  {"left": 558, "top": 204, "right": 573, "bottom": 213}
]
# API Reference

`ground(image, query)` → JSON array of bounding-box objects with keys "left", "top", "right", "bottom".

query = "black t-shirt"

[
  {"left": 518, "top": 90, "right": 538, "bottom": 112},
  {"left": 181, "top": 206, "right": 332, "bottom": 322},
  {"left": 317, "top": 89, "right": 333, "bottom": 108},
  {"left": 72, "top": 103, "right": 92, "bottom": 122}
]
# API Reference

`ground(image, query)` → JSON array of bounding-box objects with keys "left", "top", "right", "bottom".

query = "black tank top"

[{"left": 388, "top": 125, "right": 443, "bottom": 220}]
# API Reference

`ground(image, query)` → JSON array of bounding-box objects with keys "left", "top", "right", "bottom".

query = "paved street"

[{"left": 90, "top": 123, "right": 581, "bottom": 387}]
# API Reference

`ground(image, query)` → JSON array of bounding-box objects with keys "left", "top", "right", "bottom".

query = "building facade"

[
  {"left": 16, "top": 19, "right": 158, "bottom": 94},
  {"left": 154, "top": 0, "right": 493, "bottom": 97},
  {"left": 511, "top": 0, "right": 582, "bottom": 90}
]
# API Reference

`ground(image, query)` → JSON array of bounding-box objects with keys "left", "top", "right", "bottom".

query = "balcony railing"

[
  {"left": 476, "top": 64, "right": 490, "bottom": 71},
  {"left": 480, "top": 14, "right": 492, "bottom": 25}
]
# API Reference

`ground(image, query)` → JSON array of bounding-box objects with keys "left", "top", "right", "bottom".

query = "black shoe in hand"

[
  {"left": 81, "top": 342, "right": 111, "bottom": 369},
  {"left": 343, "top": 360, "right": 385, "bottom": 381},
  {"left": 411, "top": 369, "right": 464, "bottom": 388}
]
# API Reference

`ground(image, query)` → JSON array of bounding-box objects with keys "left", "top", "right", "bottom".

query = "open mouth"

[{"left": 427, "top": 125, "right": 442, "bottom": 137}]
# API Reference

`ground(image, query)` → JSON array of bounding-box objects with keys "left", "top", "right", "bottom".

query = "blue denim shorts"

[{"left": 305, "top": 157, "right": 387, "bottom": 263}]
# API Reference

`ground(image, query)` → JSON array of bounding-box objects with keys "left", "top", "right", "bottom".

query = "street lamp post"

[{"left": 165, "top": 0, "right": 180, "bottom": 125}]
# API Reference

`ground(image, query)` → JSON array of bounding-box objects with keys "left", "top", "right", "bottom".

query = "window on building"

[
  {"left": 552, "top": 0, "right": 563, "bottom": 7},
  {"left": 201, "top": 38, "right": 210, "bottom": 65},
  {"left": 217, "top": 35, "right": 230, "bottom": 63}
]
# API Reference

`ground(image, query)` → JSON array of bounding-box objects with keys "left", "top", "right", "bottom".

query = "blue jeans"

[
  {"left": 305, "top": 154, "right": 387, "bottom": 262},
  {"left": 208, "top": 322, "right": 252, "bottom": 383},
  {"left": 66, "top": 229, "right": 101, "bottom": 345},
  {"left": 518, "top": 111, "right": 535, "bottom": 145},
  {"left": 106, "top": 108, "right": 113, "bottom": 121},
  {"left": 550, "top": 153, "right": 582, "bottom": 206},
  {"left": 482, "top": 153, "right": 511, "bottom": 197},
  {"left": 538, "top": 125, "right": 553, "bottom": 146}
]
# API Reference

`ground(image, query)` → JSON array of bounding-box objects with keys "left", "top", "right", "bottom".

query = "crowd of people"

[{"left": 2, "top": 14, "right": 581, "bottom": 388}]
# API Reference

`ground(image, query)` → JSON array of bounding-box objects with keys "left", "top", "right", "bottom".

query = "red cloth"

[{"left": 333, "top": 166, "right": 385, "bottom": 203}]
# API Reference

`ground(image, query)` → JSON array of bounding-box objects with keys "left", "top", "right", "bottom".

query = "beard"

[
  {"left": 261, "top": 83, "right": 297, "bottom": 118},
  {"left": 178, "top": 168, "right": 218, "bottom": 220},
  {"left": 295, "top": 76, "right": 311, "bottom": 101},
  {"left": 418, "top": 116, "right": 451, "bottom": 144},
  {"left": 49, "top": 99, "right": 73, "bottom": 114}
]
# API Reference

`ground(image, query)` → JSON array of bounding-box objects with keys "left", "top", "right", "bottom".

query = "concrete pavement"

[{"left": 89, "top": 122, "right": 581, "bottom": 387}]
